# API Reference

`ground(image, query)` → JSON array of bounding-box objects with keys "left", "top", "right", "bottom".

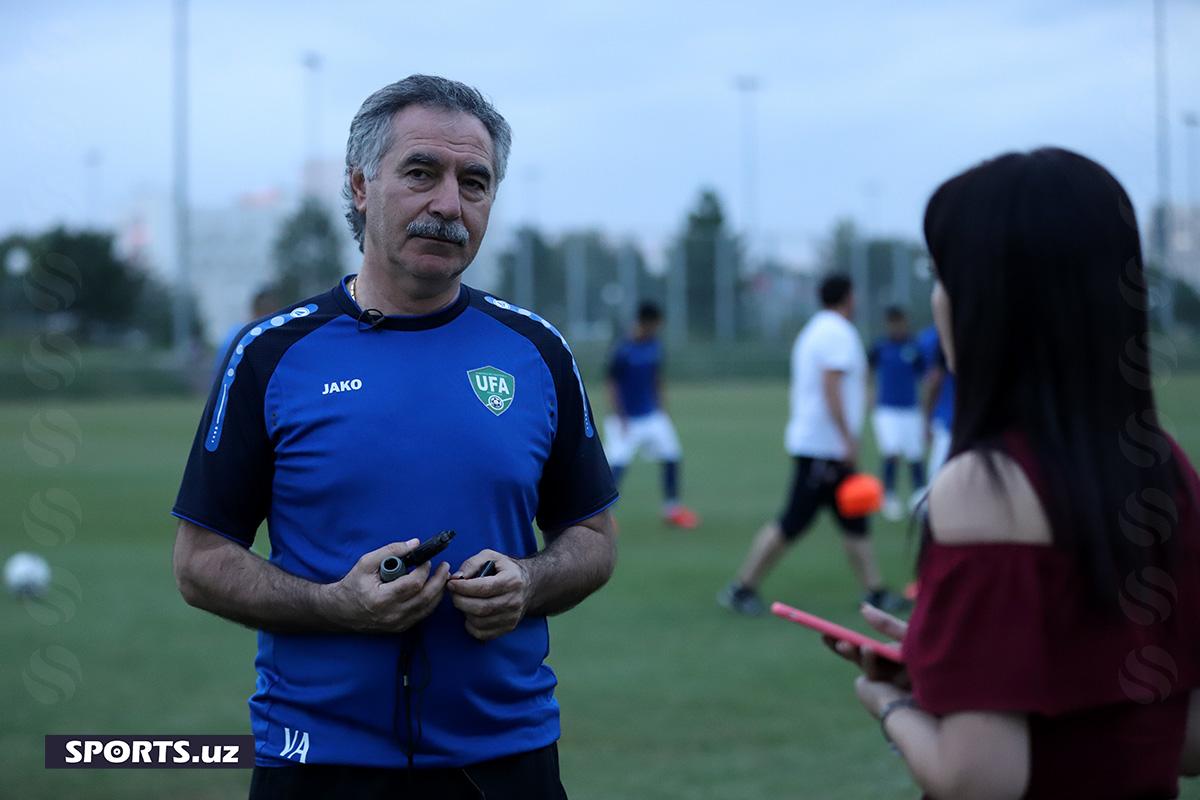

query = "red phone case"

[{"left": 770, "top": 601, "right": 904, "bottom": 663}]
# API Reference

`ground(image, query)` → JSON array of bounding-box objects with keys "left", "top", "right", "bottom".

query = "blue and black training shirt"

[{"left": 173, "top": 276, "right": 618, "bottom": 768}]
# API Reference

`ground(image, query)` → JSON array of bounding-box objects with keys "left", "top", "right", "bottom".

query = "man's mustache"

[{"left": 407, "top": 218, "right": 469, "bottom": 246}]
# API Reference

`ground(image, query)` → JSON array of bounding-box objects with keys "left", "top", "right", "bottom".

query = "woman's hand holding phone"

[{"left": 823, "top": 603, "right": 911, "bottom": 689}]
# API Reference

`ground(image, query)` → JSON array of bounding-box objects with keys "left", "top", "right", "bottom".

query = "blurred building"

[
  {"left": 741, "top": 261, "right": 818, "bottom": 341},
  {"left": 190, "top": 189, "right": 293, "bottom": 338},
  {"left": 114, "top": 157, "right": 503, "bottom": 346},
  {"left": 118, "top": 185, "right": 175, "bottom": 284}
]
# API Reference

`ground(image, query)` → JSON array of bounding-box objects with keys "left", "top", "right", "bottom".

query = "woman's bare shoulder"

[{"left": 927, "top": 449, "right": 1053, "bottom": 546}]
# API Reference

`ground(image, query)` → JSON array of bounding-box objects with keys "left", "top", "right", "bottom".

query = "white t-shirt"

[{"left": 784, "top": 309, "right": 866, "bottom": 459}]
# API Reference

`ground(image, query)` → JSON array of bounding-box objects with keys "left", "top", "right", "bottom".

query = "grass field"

[{"left": 4, "top": 376, "right": 1200, "bottom": 799}]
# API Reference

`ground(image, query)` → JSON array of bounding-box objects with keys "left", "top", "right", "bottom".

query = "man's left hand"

[{"left": 447, "top": 550, "right": 532, "bottom": 641}]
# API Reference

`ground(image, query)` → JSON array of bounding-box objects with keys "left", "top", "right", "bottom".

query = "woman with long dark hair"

[{"left": 830, "top": 148, "right": 1200, "bottom": 798}]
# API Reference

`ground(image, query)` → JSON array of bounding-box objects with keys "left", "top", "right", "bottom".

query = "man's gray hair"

[{"left": 341, "top": 74, "right": 512, "bottom": 250}]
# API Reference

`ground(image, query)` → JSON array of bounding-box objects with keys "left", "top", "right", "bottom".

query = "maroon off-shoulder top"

[{"left": 905, "top": 434, "right": 1200, "bottom": 799}]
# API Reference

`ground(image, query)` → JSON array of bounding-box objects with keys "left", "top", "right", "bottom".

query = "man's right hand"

[{"left": 319, "top": 539, "right": 450, "bottom": 633}]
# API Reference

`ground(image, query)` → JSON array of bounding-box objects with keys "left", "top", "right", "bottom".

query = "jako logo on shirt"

[
  {"left": 467, "top": 366, "right": 516, "bottom": 416},
  {"left": 322, "top": 378, "right": 363, "bottom": 395},
  {"left": 281, "top": 727, "right": 310, "bottom": 763}
]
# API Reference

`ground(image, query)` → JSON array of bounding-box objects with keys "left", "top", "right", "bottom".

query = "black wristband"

[{"left": 879, "top": 696, "right": 920, "bottom": 751}]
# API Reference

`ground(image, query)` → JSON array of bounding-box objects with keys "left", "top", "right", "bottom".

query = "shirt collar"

[{"left": 333, "top": 275, "right": 470, "bottom": 331}]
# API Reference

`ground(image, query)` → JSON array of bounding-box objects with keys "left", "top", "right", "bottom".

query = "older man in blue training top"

[{"left": 171, "top": 75, "right": 618, "bottom": 800}]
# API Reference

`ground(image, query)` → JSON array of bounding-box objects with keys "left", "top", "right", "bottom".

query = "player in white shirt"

[{"left": 719, "top": 275, "right": 911, "bottom": 615}]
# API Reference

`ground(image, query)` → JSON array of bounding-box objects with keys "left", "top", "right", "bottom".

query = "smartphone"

[
  {"left": 770, "top": 601, "right": 904, "bottom": 663},
  {"left": 379, "top": 530, "right": 456, "bottom": 583}
]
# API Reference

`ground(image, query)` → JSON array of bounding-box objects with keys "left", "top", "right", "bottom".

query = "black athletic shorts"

[
  {"left": 777, "top": 456, "right": 869, "bottom": 540},
  {"left": 248, "top": 743, "right": 567, "bottom": 800}
]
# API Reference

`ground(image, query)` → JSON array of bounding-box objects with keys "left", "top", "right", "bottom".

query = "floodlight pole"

[
  {"left": 301, "top": 51, "right": 322, "bottom": 199},
  {"left": 1185, "top": 112, "right": 1199, "bottom": 278},
  {"left": 731, "top": 76, "right": 760, "bottom": 344},
  {"left": 1153, "top": 0, "right": 1175, "bottom": 329},
  {"left": 172, "top": 0, "right": 193, "bottom": 360},
  {"left": 734, "top": 76, "right": 761, "bottom": 260}
]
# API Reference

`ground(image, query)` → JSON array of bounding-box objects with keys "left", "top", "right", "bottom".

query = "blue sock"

[
  {"left": 882, "top": 458, "right": 897, "bottom": 493},
  {"left": 910, "top": 461, "right": 926, "bottom": 489},
  {"left": 663, "top": 461, "right": 680, "bottom": 503}
]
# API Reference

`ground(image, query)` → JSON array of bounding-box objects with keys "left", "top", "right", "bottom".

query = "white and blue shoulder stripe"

[
  {"left": 206, "top": 304, "right": 319, "bottom": 452},
  {"left": 483, "top": 295, "right": 595, "bottom": 439}
]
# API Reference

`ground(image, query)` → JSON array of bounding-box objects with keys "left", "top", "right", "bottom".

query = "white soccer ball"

[{"left": 4, "top": 552, "right": 52, "bottom": 598}]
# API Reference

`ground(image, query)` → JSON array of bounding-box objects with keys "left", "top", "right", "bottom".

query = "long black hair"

[{"left": 923, "top": 147, "right": 1180, "bottom": 607}]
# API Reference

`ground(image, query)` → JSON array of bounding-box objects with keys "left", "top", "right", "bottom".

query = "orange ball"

[{"left": 836, "top": 473, "right": 885, "bottom": 518}]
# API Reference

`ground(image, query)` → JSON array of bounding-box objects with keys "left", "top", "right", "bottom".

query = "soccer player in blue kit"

[
  {"left": 171, "top": 76, "right": 618, "bottom": 799},
  {"left": 605, "top": 301, "right": 700, "bottom": 529},
  {"left": 868, "top": 306, "right": 926, "bottom": 519},
  {"left": 917, "top": 323, "right": 955, "bottom": 479}
]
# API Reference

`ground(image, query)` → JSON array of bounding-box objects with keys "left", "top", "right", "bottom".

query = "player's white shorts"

[
  {"left": 928, "top": 420, "right": 951, "bottom": 477},
  {"left": 872, "top": 407, "right": 923, "bottom": 461},
  {"left": 604, "top": 410, "right": 682, "bottom": 467}
]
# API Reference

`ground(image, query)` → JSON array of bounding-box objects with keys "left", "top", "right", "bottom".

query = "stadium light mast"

[
  {"left": 734, "top": 75, "right": 761, "bottom": 262},
  {"left": 172, "top": 0, "right": 193, "bottom": 361},
  {"left": 1153, "top": 0, "right": 1175, "bottom": 329},
  {"left": 729, "top": 75, "right": 761, "bottom": 344},
  {"left": 301, "top": 51, "right": 322, "bottom": 198},
  {"left": 1185, "top": 112, "right": 1199, "bottom": 269}
]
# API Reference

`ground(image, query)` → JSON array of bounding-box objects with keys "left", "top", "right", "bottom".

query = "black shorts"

[
  {"left": 248, "top": 743, "right": 567, "bottom": 800},
  {"left": 778, "top": 456, "right": 869, "bottom": 540}
]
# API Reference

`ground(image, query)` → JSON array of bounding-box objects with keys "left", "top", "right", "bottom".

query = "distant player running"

[
  {"left": 720, "top": 275, "right": 909, "bottom": 615},
  {"left": 605, "top": 301, "right": 700, "bottom": 529},
  {"left": 867, "top": 306, "right": 926, "bottom": 519}
]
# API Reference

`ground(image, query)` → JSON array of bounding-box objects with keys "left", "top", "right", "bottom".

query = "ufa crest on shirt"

[{"left": 467, "top": 366, "right": 516, "bottom": 416}]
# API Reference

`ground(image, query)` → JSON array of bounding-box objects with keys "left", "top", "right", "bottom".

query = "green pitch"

[{"left": 3, "top": 377, "right": 1200, "bottom": 799}]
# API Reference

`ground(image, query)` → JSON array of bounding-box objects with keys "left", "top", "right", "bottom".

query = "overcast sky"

[{"left": 3, "top": 0, "right": 1199, "bottom": 262}]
